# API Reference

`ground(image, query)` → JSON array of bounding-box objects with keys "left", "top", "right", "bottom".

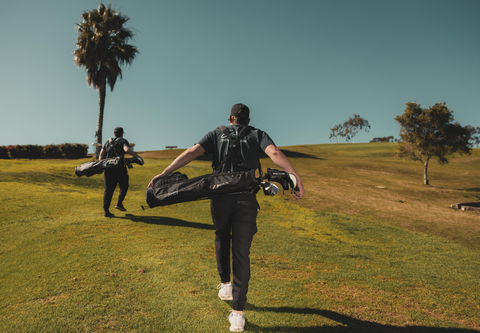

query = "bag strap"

[
  {"left": 213, "top": 126, "right": 262, "bottom": 178},
  {"left": 221, "top": 125, "right": 249, "bottom": 167},
  {"left": 213, "top": 126, "right": 239, "bottom": 172},
  {"left": 105, "top": 138, "right": 126, "bottom": 164}
]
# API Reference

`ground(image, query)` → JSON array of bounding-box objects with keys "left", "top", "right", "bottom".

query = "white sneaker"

[
  {"left": 217, "top": 283, "right": 233, "bottom": 300},
  {"left": 228, "top": 311, "right": 245, "bottom": 332}
]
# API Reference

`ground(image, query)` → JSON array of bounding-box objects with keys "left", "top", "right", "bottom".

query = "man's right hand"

[
  {"left": 293, "top": 181, "right": 304, "bottom": 200},
  {"left": 147, "top": 172, "right": 171, "bottom": 188},
  {"left": 147, "top": 175, "right": 161, "bottom": 188}
]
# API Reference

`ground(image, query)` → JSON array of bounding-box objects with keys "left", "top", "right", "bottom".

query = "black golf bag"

[
  {"left": 145, "top": 126, "right": 299, "bottom": 208},
  {"left": 145, "top": 169, "right": 260, "bottom": 208},
  {"left": 75, "top": 156, "right": 144, "bottom": 177},
  {"left": 146, "top": 126, "right": 262, "bottom": 208}
]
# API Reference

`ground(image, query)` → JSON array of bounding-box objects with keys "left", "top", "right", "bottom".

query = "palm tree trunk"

[
  {"left": 424, "top": 159, "right": 429, "bottom": 185},
  {"left": 95, "top": 84, "right": 106, "bottom": 160}
]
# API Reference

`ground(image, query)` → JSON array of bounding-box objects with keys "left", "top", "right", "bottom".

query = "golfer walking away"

[
  {"left": 148, "top": 104, "right": 304, "bottom": 332},
  {"left": 100, "top": 127, "right": 141, "bottom": 217}
]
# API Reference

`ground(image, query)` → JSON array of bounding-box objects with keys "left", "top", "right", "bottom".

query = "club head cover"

[
  {"left": 262, "top": 182, "right": 279, "bottom": 196},
  {"left": 288, "top": 173, "right": 298, "bottom": 192}
]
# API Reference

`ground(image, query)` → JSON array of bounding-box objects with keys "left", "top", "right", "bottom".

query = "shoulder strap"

[
  {"left": 106, "top": 138, "right": 124, "bottom": 158},
  {"left": 214, "top": 126, "right": 262, "bottom": 174},
  {"left": 212, "top": 126, "right": 235, "bottom": 173}
]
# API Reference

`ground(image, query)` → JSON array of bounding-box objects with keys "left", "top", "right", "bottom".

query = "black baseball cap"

[
  {"left": 230, "top": 103, "right": 250, "bottom": 118},
  {"left": 114, "top": 127, "right": 124, "bottom": 135}
]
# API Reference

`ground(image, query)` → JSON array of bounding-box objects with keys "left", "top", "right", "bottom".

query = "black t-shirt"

[
  {"left": 103, "top": 137, "right": 130, "bottom": 159},
  {"left": 197, "top": 124, "right": 275, "bottom": 173}
]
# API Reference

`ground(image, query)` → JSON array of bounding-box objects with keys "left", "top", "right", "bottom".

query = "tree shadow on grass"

[
  {"left": 120, "top": 214, "right": 214, "bottom": 230},
  {"left": 194, "top": 149, "right": 323, "bottom": 161},
  {"left": 243, "top": 305, "right": 477, "bottom": 333},
  {"left": 279, "top": 149, "right": 324, "bottom": 160},
  {"left": 456, "top": 188, "right": 480, "bottom": 192}
]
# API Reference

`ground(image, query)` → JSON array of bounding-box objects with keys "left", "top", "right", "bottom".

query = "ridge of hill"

[{"left": 139, "top": 142, "right": 480, "bottom": 250}]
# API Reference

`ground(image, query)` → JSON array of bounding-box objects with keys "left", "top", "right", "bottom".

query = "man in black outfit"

[
  {"left": 147, "top": 104, "right": 304, "bottom": 332},
  {"left": 100, "top": 127, "right": 141, "bottom": 217}
]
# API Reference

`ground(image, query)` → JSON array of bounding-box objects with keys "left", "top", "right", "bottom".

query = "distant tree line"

[
  {"left": 370, "top": 136, "right": 397, "bottom": 143},
  {"left": 0, "top": 144, "right": 89, "bottom": 159}
]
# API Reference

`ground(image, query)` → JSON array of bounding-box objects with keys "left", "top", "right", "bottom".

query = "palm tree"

[{"left": 74, "top": 3, "right": 138, "bottom": 159}]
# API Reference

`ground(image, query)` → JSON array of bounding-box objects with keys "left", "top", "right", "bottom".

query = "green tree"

[
  {"left": 395, "top": 102, "right": 471, "bottom": 185},
  {"left": 342, "top": 114, "right": 371, "bottom": 142},
  {"left": 370, "top": 136, "right": 395, "bottom": 143},
  {"left": 465, "top": 125, "right": 480, "bottom": 148},
  {"left": 329, "top": 124, "right": 343, "bottom": 143},
  {"left": 74, "top": 3, "right": 139, "bottom": 159}
]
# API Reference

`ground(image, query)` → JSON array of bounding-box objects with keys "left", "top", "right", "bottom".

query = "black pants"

[
  {"left": 210, "top": 193, "right": 259, "bottom": 311},
  {"left": 103, "top": 168, "right": 129, "bottom": 212}
]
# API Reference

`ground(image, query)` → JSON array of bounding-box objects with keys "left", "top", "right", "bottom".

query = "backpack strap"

[
  {"left": 213, "top": 126, "right": 262, "bottom": 178},
  {"left": 221, "top": 126, "right": 249, "bottom": 166},
  {"left": 212, "top": 126, "right": 236, "bottom": 173},
  {"left": 105, "top": 138, "right": 125, "bottom": 159}
]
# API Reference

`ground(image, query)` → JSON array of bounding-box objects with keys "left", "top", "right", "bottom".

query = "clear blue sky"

[{"left": 1, "top": 0, "right": 479, "bottom": 152}]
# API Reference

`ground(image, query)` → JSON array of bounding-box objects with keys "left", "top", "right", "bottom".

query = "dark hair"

[
  {"left": 114, "top": 127, "right": 124, "bottom": 137},
  {"left": 231, "top": 116, "right": 249, "bottom": 126}
]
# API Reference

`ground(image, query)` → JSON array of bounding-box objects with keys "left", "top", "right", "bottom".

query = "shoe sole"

[
  {"left": 229, "top": 313, "right": 245, "bottom": 332},
  {"left": 115, "top": 206, "right": 126, "bottom": 211},
  {"left": 219, "top": 295, "right": 233, "bottom": 301}
]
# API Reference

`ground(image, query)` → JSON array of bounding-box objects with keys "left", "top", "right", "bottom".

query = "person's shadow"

[
  {"left": 242, "top": 304, "right": 477, "bottom": 333},
  {"left": 121, "top": 214, "right": 215, "bottom": 230}
]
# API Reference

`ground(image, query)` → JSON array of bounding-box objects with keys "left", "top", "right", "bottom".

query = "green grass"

[{"left": 1, "top": 144, "right": 479, "bottom": 332}]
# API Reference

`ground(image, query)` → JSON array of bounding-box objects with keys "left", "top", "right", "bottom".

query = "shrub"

[
  {"left": 370, "top": 136, "right": 395, "bottom": 143},
  {"left": 7, "top": 145, "right": 25, "bottom": 159},
  {"left": 24, "top": 145, "right": 43, "bottom": 159},
  {"left": 44, "top": 145, "right": 63, "bottom": 159},
  {"left": 1, "top": 144, "right": 89, "bottom": 159},
  {"left": 0, "top": 146, "right": 8, "bottom": 159},
  {"left": 4, "top": 145, "right": 43, "bottom": 159},
  {"left": 60, "top": 143, "right": 89, "bottom": 159}
]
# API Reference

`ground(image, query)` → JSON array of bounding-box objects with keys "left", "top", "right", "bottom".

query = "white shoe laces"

[{"left": 217, "top": 283, "right": 231, "bottom": 290}]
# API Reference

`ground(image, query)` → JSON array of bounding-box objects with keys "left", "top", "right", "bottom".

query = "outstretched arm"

[
  {"left": 147, "top": 144, "right": 206, "bottom": 188},
  {"left": 123, "top": 145, "right": 140, "bottom": 158},
  {"left": 264, "top": 144, "right": 304, "bottom": 199}
]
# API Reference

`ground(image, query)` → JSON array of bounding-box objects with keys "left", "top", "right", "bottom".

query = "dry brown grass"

[{"left": 259, "top": 143, "right": 480, "bottom": 250}]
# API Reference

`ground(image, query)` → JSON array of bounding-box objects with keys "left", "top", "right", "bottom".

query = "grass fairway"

[{"left": 1, "top": 144, "right": 479, "bottom": 332}]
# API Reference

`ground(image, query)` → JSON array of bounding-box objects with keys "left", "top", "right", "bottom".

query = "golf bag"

[
  {"left": 75, "top": 156, "right": 144, "bottom": 177},
  {"left": 145, "top": 169, "right": 260, "bottom": 208},
  {"left": 146, "top": 125, "right": 260, "bottom": 208}
]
